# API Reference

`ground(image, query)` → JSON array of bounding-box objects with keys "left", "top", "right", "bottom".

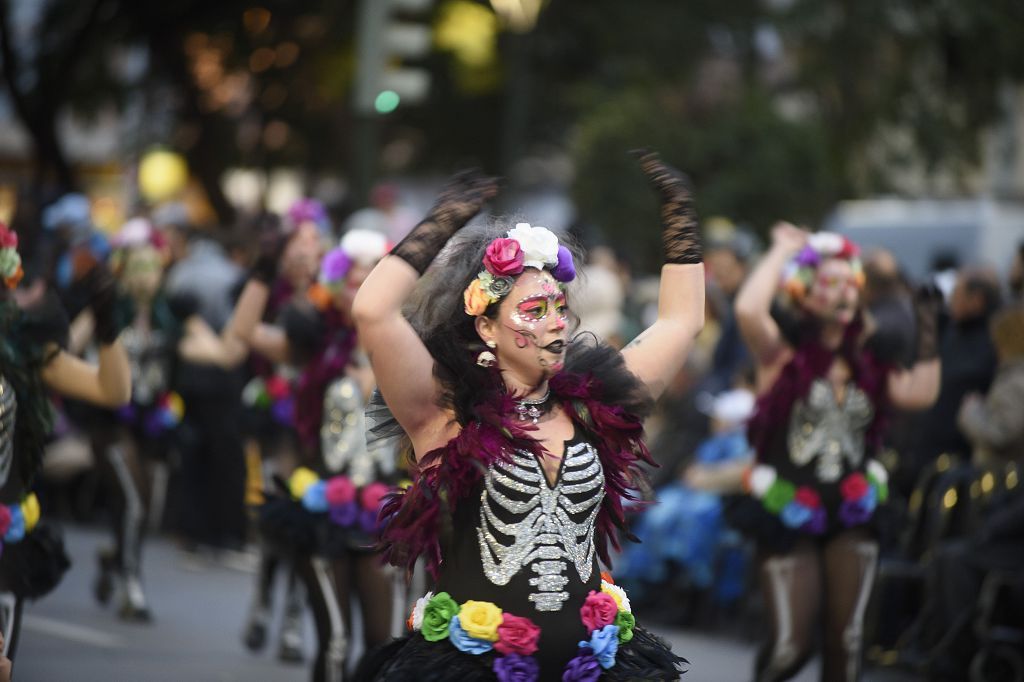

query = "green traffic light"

[{"left": 374, "top": 90, "right": 401, "bottom": 114}]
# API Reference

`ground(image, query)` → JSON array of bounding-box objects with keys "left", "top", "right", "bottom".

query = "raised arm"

[
  {"left": 41, "top": 267, "right": 130, "bottom": 406},
  {"left": 734, "top": 223, "right": 806, "bottom": 367},
  {"left": 888, "top": 285, "right": 941, "bottom": 410},
  {"left": 352, "top": 171, "right": 498, "bottom": 452},
  {"left": 621, "top": 151, "right": 705, "bottom": 400}
]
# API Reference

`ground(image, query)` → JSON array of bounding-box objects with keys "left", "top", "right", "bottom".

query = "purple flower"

[
  {"left": 357, "top": 508, "right": 380, "bottom": 534},
  {"left": 795, "top": 245, "right": 820, "bottom": 267},
  {"left": 562, "top": 650, "right": 602, "bottom": 682},
  {"left": 288, "top": 198, "right": 328, "bottom": 230},
  {"left": 838, "top": 499, "right": 873, "bottom": 527},
  {"left": 117, "top": 404, "right": 136, "bottom": 422},
  {"left": 551, "top": 245, "right": 576, "bottom": 282},
  {"left": 803, "top": 506, "right": 827, "bottom": 534},
  {"left": 271, "top": 397, "right": 295, "bottom": 426},
  {"left": 143, "top": 411, "right": 165, "bottom": 437},
  {"left": 320, "top": 247, "right": 352, "bottom": 285},
  {"left": 329, "top": 500, "right": 359, "bottom": 527},
  {"left": 493, "top": 653, "right": 540, "bottom": 682}
]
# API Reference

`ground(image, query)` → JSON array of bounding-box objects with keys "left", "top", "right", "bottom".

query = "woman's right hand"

[{"left": 770, "top": 221, "right": 809, "bottom": 254}]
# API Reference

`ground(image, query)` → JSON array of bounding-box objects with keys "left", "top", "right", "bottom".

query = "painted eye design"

[{"left": 517, "top": 299, "right": 549, "bottom": 321}]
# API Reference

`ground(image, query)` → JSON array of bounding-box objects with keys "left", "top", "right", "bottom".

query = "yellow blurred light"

[
  {"left": 936, "top": 453, "right": 951, "bottom": 472},
  {"left": 1007, "top": 469, "right": 1018, "bottom": 489},
  {"left": 138, "top": 150, "right": 189, "bottom": 203},
  {"left": 436, "top": 0, "right": 499, "bottom": 68},
  {"left": 981, "top": 472, "right": 995, "bottom": 493},
  {"left": 969, "top": 481, "right": 981, "bottom": 499},
  {"left": 942, "top": 488, "right": 958, "bottom": 509}
]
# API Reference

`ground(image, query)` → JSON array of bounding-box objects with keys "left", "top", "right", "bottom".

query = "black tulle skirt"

[
  {"left": 258, "top": 495, "right": 376, "bottom": 559},
  {"left": 0, "top": 522, "right": 70, "bottom": 599},
  {"left": 353, "top": 625, "right": 686, "bottom": 681}
]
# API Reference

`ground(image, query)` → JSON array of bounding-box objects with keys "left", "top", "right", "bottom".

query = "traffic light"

[{"left": 353, "top": 0, "right": 435, "bottom": 115}]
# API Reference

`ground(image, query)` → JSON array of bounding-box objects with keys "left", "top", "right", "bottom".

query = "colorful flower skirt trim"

[
  {"left": 745, "top": 459, "right": 889, "bottom": 534},
  {"left": 403, "top": 577, "right": 648, "bottom": 681}
]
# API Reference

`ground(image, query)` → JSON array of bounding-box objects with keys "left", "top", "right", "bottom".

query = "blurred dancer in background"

[{"left": 730, "top": 223, "right": 941, "bottom": 681}]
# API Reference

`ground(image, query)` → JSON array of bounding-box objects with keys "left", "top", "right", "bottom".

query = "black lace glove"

[
  {"left": 250, "top": 232, "right": 285, "bottom": 284},
  {"left": 391, "top": 169, "right": 500, "bottom": 274},
  {"left": 85, "top": 264, "right": 123, "bottom": 345},
  {"left": 634, "top": 149, "right": 702, "bottom": 265},
  {"left": 913, "top": 283, "right": 942, "bottom": 361}
]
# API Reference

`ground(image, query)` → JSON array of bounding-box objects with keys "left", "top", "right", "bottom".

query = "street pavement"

[{"left": 15, "top": 525, "right": 919, "bottom": 681}]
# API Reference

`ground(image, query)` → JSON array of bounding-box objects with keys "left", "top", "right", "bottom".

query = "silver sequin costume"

[
  {"left": 477, "top": 441, "right": 604, "bottom": 612},
  {"left": 787, "top": 379, "right": 874, "bottom": 483}
]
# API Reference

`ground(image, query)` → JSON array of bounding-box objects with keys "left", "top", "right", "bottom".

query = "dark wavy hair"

[{"left": 405, "top": 219, "right": 583, "bottom": 429}]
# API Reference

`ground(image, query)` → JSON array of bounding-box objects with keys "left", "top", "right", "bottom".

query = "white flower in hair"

[
  {"left": 411, "top": 591, "right": 433, "bottom": 631},
  {"left": 749, "top": 464, "right": 777, "bottom": 497},
  {"left": 507, "top": 223, "right": 559, "bottom": 270},
  {"left": 340, "top": 229, "right": 389, "bottom": 266},
  {"left": 807, "top": 232, "right": 844, "bottom": 257}
]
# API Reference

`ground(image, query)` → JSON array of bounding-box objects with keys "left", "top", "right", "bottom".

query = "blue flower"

[
  {"left": 4, "top": 506, "right": 25, "bottom": 543},
  {"left": 780, "top": 501, "right": 812, "bottom": 529},
  {"left": 449, "top": 615, "right": 494, "bottom": 655},
  {"left": 302, "top": 481, "right": 329, "bottom": 513},
  {"left": 578, "top": 624, "right": 619, "bottom": 669}
]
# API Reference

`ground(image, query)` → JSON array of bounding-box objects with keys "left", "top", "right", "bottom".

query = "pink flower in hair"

[{"left": 483, "top": 238, "right": 525, "bottom": 277}]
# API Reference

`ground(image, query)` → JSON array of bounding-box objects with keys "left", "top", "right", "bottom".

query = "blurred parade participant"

[
  {"left": 0, "top": 222, "right": 131, "bottom": 667},
  {"left": 89, "top": 218, "right": 181, "bottom": 622},
  {"left": 573, "top": 246, "right": 625, "bottom": 348},
  {"left": 701, "top": 223, "right": 757, "bottom": 395},
  {"left": 162, "top": 217, "right": 247, "bottom": 554},
  {"left": 235, "top": 205, "right": 324, "bottom": 663},
  {"left": 183, "top": 227, "right": 396, "bottom": 681},
  {"left": 352, "top": 152, "right": 699, "bottom": 680},
  {"left": 730, "top": 224, "right": 940, "bottom": 682}
]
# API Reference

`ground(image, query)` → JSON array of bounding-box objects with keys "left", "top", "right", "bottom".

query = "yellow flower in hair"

[
  {"left": 457, "top": 600, "right": 503, "bottom": 641},
  {"left": 289, "top": 467, "right": 320, "bottom": 499},
  {"left": 21, "top": 493, "right": 40, "bottom": 532},
  {"left": 463, "top": 278, "right": 493, "bottom": 316}
]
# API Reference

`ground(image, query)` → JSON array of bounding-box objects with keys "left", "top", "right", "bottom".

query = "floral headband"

[
  {"left": 0, "top": 223, "right": 24, "bottom": 290},
  {"left": 781, "top": 232, "right": 864, "bottom": 301},
  {"left": 319, "top": 229, "right": 391, "bottom": 291},
  {"left": 463, "top": 223, "right": 576, "bottom": 317}
]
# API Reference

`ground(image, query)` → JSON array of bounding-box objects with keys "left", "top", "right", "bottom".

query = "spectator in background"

[
  {"left": 573, "top": 246, "right": 625, "bottom": 348},
  {"left": 862, "top": 248, "right": 915, "bottom": 368},
  {"left": 701, "top": 222, "right": 758, "bottom": 395},
  {"left": 957, "top": 305, "right": 1024, "bottom": 467},
  {"left": 911, "top": 266, "right": 1001, "bottom": 472},
  {"left": 161, "top": 215, "right": 248, "bottom": 555}
]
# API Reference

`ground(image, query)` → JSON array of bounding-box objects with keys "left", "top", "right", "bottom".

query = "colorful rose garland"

[
  {"left": 242, "top": 374, "right": 295, "bottom": 427},
  {"left": 287, "top": 467, "right": 398, "bottom": 535},
  {"left": 463, "top": 223, "right": 576, "bottom": 317},
  {"left": 781, "top": 232, "right": 864, "bottom": 302},
  {"left": 0, "top": 223, "right": 24, "bottom": 290},
  {"left": 0, "top": 493, "right": 41, "bottom": 556},
  {"left": 405, "top": 576, "right": 635, "bottom": 681},
  {"left": 745, "top": 459, "right": 889, "bottom": 534},
  {"left": 116, "top": 391, "right": 184, "bottom": 437}
]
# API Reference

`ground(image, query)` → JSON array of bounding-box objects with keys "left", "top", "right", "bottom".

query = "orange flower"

[
  {"left": 307, "top": 283, "right": 333, "bottom": 311},
  {"left": 463, "top": 278, "right": 492, "bottom": 316},
  {"left": 3, "top": 264, "right": 23, "bottom": 290}
]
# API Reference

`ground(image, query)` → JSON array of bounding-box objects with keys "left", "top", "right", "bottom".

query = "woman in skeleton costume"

[
  {"left": 730, "top": 223, "right": 940, "bottom": 682},
  {"left": 352, "top": 153, "right": 700, "bottom": 681},
  {"left": 87, "top": 218, "right": 180, "bottom": 622},
  {"left": 0, "top": 221, "right": 131, "bottom": 666},
  {"left": 184, "top": 228, "right": 398, "bottom": 681}
]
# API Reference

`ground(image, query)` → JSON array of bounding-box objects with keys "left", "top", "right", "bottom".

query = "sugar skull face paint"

[
  {"left": 477, "top": 269, "right": 571, "bottom": 386},
  {"left": 803, "top": 258, "right": 860, "bottom": 325}
]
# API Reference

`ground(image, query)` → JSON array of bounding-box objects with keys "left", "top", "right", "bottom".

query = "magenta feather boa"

[
  {"left": 377, "top": 369, "right": 654, "bottom": 580},
  {"left": 746, "top": 316, "right": 892, "bottom": 460}
]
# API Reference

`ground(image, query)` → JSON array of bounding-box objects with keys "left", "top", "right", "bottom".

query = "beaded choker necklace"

[{"left": 514, "top": 389, "right": 551, "bottom": 425}]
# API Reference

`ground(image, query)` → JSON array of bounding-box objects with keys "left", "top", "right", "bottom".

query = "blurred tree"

[{"left": 572, "top": 88, "right": 836, "bottom": 271}]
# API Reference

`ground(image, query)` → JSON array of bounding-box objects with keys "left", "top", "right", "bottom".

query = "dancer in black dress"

[{"left": 352, "top": 152, "right": 702, "bottom": 680}]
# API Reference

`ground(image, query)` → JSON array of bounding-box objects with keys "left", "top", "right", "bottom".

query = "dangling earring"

[
  {"left": 486, "top": 340, "right": 496, "bottom": 348},
  {"left": 476, "top": 350, "right": 497, "bottom": 367}
]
